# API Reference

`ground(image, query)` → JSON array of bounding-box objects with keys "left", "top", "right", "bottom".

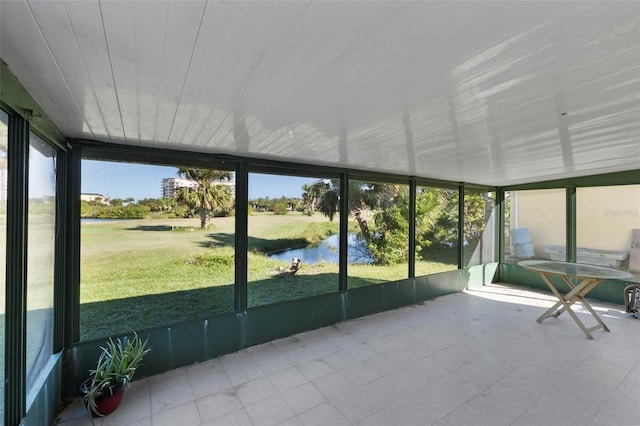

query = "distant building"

[
  {"left": 80, "top": 193, "right": 109, "bottom": 204},
  {"left": 162, "top": 177, "right": 235, "bottom": 199},
  {"left": 162, "top": 178, "right": 197, "bottom": 198}
]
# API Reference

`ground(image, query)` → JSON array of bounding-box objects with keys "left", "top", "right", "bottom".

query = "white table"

[{"left": 519, "top": 260, "right": 633, "bottom": 339}]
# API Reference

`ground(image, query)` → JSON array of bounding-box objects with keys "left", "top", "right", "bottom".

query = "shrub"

[{"left": 272, "top": 202, "right": 288, "bottom": 215}]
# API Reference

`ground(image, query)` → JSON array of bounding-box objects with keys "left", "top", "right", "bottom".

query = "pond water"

[{"left": 269, "top": 234, "right": 374, "bottom": 265}]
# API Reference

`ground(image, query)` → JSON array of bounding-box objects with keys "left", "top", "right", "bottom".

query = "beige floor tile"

[
  {"left": 269, "top": 366, "right": 308, "bottom": 393},
  {"left": 297, "top": 359, "right": 335, "bottom": 381},
  {"left": 312, "top": 371, "right": 355, "bottom": 400},
  {"left": 277, "top": 416, "right": 304, "bottom": 426},
  {"left": 186, "top": 358, "right": 223, "bottom": 381},
  {"left": 236, "top": 376, "right": 279, "bottom": 406},
  {"left": 150, "top": 380, "right": 195, "bottom": 415},
  {"left": 57, "top": 284, "right": 640, "bottom": 426},
  {"left": 201, "top": 408, "right": 253, "bottom": 426},
  {"left": 152, "top": 401, "right": 200, "bottom": 426},
  {"left": 148, "top": 367, "right": 190, "bottom": 391},
  {"left": 281, "top": 382, "right": 326, "bottom": 415},
  {"left": 196, "top": 390, "right": 243, "bottom": 423},
  {"left": 297, "top": 403, "right": 350, "bottom": 426},
  {"left": 190, "top": 370, "right": 233, "bottom": 399},
  {"left": 102, "top": 391, "right": 151, "bottom": 426},
  {"left": 245, "top": 394, "right": 296, "bottom": 426},
  {"left": 224, "top": 361, "right": 265, "bottom": 387}
]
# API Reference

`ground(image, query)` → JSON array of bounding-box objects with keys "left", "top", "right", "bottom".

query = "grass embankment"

[{"left": 80, "top": 213, "right": 456, "bottom": 340}]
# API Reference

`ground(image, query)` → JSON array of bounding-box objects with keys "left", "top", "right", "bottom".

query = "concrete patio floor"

[{"left": 55, "top": 283, "right": 640, "bottom": 426}]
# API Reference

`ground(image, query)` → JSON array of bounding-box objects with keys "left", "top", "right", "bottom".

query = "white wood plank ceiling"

[{"left": 1, "top": 1, "right": 639, "bottom": 186}]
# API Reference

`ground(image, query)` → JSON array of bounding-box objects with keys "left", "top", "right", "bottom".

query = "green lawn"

[{"left": 80, "top": 212, "right": 456, "bottom": 340}]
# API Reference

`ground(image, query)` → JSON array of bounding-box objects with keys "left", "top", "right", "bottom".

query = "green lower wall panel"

[
  {"left": 23, "top": 354, "right": 61, "bottom": 426},
  {"left": 381, "top": 280, "right": 416, "bottom": 311},
  {"left": 500, "top": 263, "right": 630, "bottom": 305},
  {"left": 345, "top": 284, "right": 390, "bottom": 319},
  {"left": 206, "top": 312, "right": 244, "bottom": 359},
  {"left": 468, "top": 263, "right": 498, "bottom": 288},
  {"left": 414, "top": 270, "right": 467, "bottom": 301},
  {"left": 246, "top": 292, "right": 345, "bottom": 348},
  {"left": 67, "top": 269, "right": 476, "bottom": 398}
]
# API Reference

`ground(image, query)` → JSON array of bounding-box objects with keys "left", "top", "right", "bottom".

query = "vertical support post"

[
  {"left": 457, "top": 184, "right": 465, "bottom": 269},
  {"left": 566, "top": 187, "right": 576, "bottom": 263},
  {"left": 234, "top": 162, "right": 248, "bottom": 311},
  {"left": 495, "top": 189, "right": 505, "bottom": 282},
  {"left": 408, "top": 179, "right": 416, "bottom": 278},
  {"left": 66, "top": 147, "right": 81, "bottom": 344},
  {"left": 496, "top": 189, "right": 505, "bottom": 262},
  {"left": 61, "top": 146, "right": 81, "bottom": 399},
  {"left": 53, "top": 149, "right": 67, "bottom": 353},
  {"left": 339, "top": 173, "right": 348, "bottom": 291},
  {"left": 5, "top": 113, "right": 29, "bottom": 426}
]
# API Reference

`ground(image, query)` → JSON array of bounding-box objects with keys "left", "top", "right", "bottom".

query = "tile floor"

[{"left": 56, "top": 283, "right": 640, "bottom": 426}]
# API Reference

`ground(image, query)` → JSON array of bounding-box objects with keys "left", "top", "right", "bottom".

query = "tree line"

[{"left": 81, "top": 167, "right": 491, "bottom": 265}]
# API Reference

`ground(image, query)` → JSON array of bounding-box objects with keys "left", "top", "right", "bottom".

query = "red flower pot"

[
  {"left": 91, "top": 386, "right": 124, "bottom": 417},
  {"left": 81, "top": 380, "right": 125, "bottom": 417}
]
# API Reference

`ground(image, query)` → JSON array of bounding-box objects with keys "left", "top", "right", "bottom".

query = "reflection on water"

[{"left": 269, "top": 234, "right": 374, "bottom": 265}]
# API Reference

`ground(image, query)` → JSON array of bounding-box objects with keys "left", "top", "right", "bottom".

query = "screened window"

[
  {"left": 504, "top": 189, "right": 566, "bottom": 263},
  {"left": 463, "top": 190, "right": 495, "bottom": 267},
  {"left": 26, "top": 133, "right": 56, "bottom": 393},
  {"left": 247, "top": 173, "right": 339, "bottom": 307},
  {"left": 577, "top": 185, "right": 640, "bottom": 273},
  {"left": 347, "top": 180, "right": 409, "bottom": 288},
  {"left": 415, "top": 186, "right": 459, "bottom": 276},
  {"left": 80, "top": 160, "right": 235, "bottom": 340}
]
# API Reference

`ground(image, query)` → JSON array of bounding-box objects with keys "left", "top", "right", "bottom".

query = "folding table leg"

[
  {"left": 552, "top": 277, "right": 600, "bottom": 317},
  {"left": 535, "top": 273, "right": 599, "bottom": 339}
]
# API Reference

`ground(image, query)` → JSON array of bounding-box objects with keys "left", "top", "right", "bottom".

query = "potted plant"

[{"left": 80, "top": 333, "right": 150, "bottom": 417}]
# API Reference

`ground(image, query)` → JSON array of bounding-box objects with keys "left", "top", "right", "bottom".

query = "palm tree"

[
  {"left": 175, "top": 168, "right": 233, "bottom": 229},
  {"left": 302, "top": 180, "right": 331, "bottom": 215},
  {"left": 316, "top": 179, "right": 395, "bottom": 244}
]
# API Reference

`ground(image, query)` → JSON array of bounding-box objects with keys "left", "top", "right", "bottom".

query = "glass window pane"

[
  {"left": 0, "top": 110, "right": 8, "bottom": 423},
  {"left": 26, "top": 133, "right": 56, "bottom": 393},
  {"left": 577, "top": 185, "right": 640, "bottom": 273},
  {"left": 347, "top": 180, "right": 409, "bottom": 288},
  {"left": 463, "top": 191, "right": 496, "bottom": 267},
  {"left": 247, "top": 173, "right": 339, "bottom": 307},
  {"left": 504, "top": 189, "right": 566, "bottom": 263},
  {"left": 415, "top": 186, "right": 459, "bottom": 276},
  {"left": 80, "top": 161, "right": 235, "bottom": 340}
]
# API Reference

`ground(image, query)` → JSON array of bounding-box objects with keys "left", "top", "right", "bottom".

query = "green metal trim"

[
  {"left": 414, "top": 177, "right": 461, "bottom": 190},
  {"left": 235, "top": 162, "right": 248, "bottom": 311},
  {"left": 339, "top": 172, "right": 348, "bottom": 291},
  {"left": 408, "top": 179, "right": 416, "bottom": 278},
  {"left": 5, "top": 112, "right": 29, "bottom": 425},
  {"left": 23, "top": 354, "right": 62, "bottom": 426},
  {"left": 457, "top": 184, "right": 464, "bottom": 269},
  {"left": 566, "top": 187, "right": 576, "bottom": 263},
  {"left": 505, "top": 169, "right": 640, "bottom": 190},
  {"left": 496, "top": 189, "right": 505, "bottom": 270},
  {"left": 248, "top": 162, "right": 341, "bottom": 179},
  {"left": 348, "top": 171, "right": 412, "bottom": 185},
  {"left": 67, "top": 148, "right": 82, "bottom": 344},
  {"left": 72, "top": 139, "right": 496, "bottom": 189},
  {"left": 462, "top": 183, "right": 496, "bottom": 192},
  {"left": 53, "top": 150, "right": 67, "bottom": 353},
  {"left": 77, "top": 140, "right": 233, "bottom": 170},
  {"left": 0, "top": 60, "right": 64, "bottom": 148}
]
